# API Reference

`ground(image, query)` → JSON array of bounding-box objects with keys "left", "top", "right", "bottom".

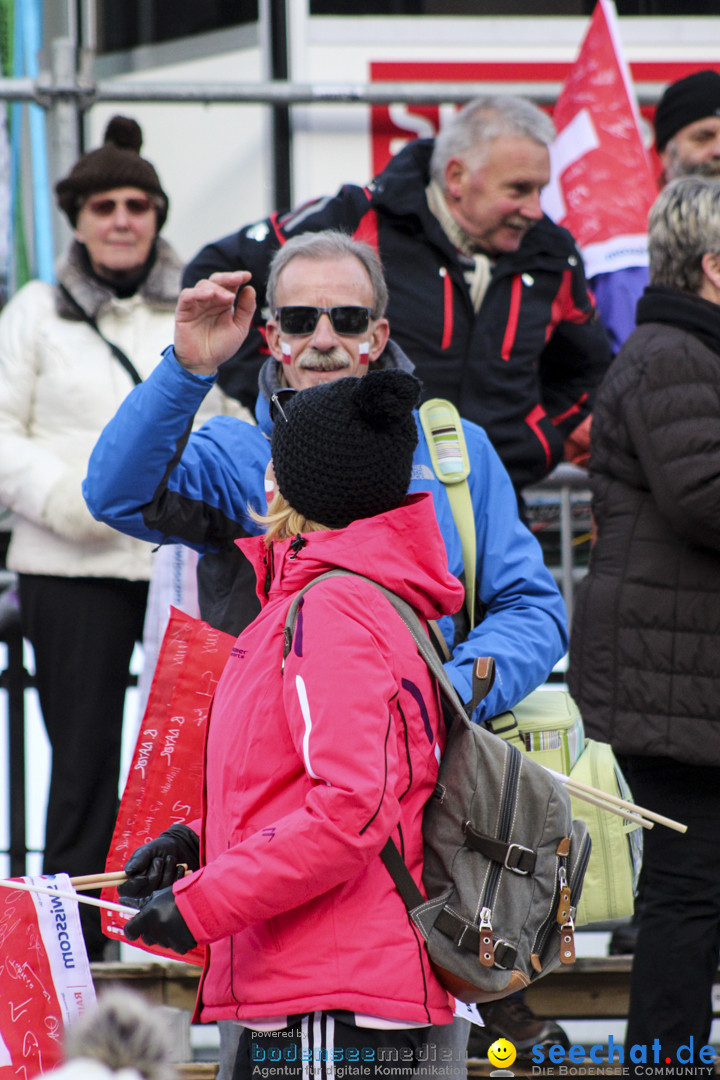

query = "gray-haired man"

[{"left": 184, "top": 95, "right": 611, "bottom": 493}]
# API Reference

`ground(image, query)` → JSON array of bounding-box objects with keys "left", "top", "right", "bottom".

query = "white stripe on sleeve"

[{"left": 295, "top": 675, "right": 331, "bottom": 785}]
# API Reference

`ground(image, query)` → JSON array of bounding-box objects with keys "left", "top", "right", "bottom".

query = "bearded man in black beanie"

[{"left": 654, "top": 69, "right": 720, "bottom": 184}]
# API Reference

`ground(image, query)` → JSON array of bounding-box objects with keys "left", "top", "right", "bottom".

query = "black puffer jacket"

[
  {"left": 568, "top": 286, "right": 720, "bottom": 766},
  {"left": 184, "top": 139, "right": 611, "bottom": 489}
]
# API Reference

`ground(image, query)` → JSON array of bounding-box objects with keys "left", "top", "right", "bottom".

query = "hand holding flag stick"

[{"left": 0, "top": 862, "right": 193, "bottom": 914}]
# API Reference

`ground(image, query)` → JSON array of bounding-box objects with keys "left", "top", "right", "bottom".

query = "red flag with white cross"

[{"left": 541, "top": 0, "right": 657, "bottom": 279}]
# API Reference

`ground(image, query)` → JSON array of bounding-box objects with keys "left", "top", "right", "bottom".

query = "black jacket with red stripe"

[{"left": 184, "top": 138, "right": 611, "bottom": 489}]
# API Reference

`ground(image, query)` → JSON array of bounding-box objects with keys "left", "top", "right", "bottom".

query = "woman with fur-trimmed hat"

[{"left": 0, "top": 116, "right": 243, "bottom": 960}]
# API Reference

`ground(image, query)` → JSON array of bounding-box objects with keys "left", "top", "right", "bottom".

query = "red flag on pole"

[
  {"left": 542, "top": 0, "right": 657, "bottom": 279},
  {"left": 0, "top": 874, "right": 95, "bottom": 1078},
  {"left": 101, "top": 607, "right": 235, "bottom": 964}
]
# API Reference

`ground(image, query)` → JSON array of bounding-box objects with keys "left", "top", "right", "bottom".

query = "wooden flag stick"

[
  {"left": 69, "top": 865, "right": 189, "bottom": 891},
  {"left": 70, "top": 871, "right": 128, "bottom": 891},
  {"left": 563, "top": 775, "right": 686, "bottom": 832},
  {"left": 546, "top": 768, "right": 687, "bottom": 833},
  {"left": 0, "top": 877, "right": 136, "bottom": 916},
  {"left": 561, "top": 784, "right": 652, "bottom": 829}
]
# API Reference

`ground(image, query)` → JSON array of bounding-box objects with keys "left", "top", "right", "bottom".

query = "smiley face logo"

[{"left": 487, "top": 1038, "right": 517, "bottom": 1069}]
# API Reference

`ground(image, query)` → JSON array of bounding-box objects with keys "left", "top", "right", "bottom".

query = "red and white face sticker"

[{"left": 264, "top": 460, "right": 276, "bottom": 503}]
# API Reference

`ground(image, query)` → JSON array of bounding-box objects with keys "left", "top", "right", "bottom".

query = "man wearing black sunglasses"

[
  {"left": 85, "top": 230, "right": 569, "bottom": 1075},
  {"left": 263, "top": 238, "right": 389, "bottom": 391}
]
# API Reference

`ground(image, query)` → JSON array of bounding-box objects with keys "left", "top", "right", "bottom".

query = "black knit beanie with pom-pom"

[
  {"left": 55, "top": 115, "right": 169, "bottom": 229},
  {"left": 271, "top": 370, "right": 421, "bottom": 530}
]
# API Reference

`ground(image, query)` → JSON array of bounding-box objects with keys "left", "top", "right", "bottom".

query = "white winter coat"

[{"left": 0, "top": 239, "right": 248, "bottom": 580}]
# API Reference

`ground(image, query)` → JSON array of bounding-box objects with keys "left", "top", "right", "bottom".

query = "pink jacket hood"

[{"left": 239, "top": 491, "right": 465, "bottom": 622}]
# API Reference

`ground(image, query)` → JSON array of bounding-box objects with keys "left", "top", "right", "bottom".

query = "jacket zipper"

[
  {"left": 500, "top": 273, "right": 523, "bottom": 361},
  {"left": 263, "top": 544, "right": 275, "bottom": 599},
  {"left": 439, "top": 267, "right": 453, "bottom": 350}
]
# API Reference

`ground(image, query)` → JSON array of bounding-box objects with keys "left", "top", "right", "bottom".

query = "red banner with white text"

[
  {"left": 0, "top": 874, "right": 95, "bottom": 1078},
  {"left": 101, "top": 607, "right": 235, "bottom": 965}
]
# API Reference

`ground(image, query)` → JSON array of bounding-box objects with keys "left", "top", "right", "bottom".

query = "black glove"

[
  {"left": 119, "top": 824, "right": 200, "bottom": 899},
  {"left": 123, "top": 886, "right": 197, "bottom": 954}
]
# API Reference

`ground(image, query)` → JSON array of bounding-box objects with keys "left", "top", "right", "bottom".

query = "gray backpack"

[{"left": 283, "top": 571, "right": 591, "bottom": 1004}]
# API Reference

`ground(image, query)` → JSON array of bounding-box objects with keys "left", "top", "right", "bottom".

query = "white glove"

[{"left": 42, "top": 472, "right": 115, "bottom": 543}]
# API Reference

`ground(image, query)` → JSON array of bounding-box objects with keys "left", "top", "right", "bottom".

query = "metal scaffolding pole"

[{"left": 0, "top": 76, "right": 667, "bottom": 109}]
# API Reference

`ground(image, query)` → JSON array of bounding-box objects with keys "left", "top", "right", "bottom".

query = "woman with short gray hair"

[
  {"left": 568, "top": 174, "right": 720, "bottom": 1073},
  {"left": 648, "top": 174, "right": 720, "bottom": 293}
]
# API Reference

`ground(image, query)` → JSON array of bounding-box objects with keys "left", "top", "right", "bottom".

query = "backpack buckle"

[
  {"left": 504, "top": 843, "right": 535, "bottom": 874},
  {"left": 493, "top": 939, "right": 518, "bottom": 970}
]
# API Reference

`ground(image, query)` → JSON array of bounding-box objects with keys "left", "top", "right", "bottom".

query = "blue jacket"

[{"left": 83, "top": 344, "right": 568, "bottom": 720}]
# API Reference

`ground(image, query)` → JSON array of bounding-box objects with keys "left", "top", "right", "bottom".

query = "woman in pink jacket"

[{"left": 122, "top": 370, "right": 464, "bottom": 1077}]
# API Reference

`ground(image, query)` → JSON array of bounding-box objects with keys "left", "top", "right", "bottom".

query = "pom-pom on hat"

[
  {"left": 271, "top": 370, "right": 421, "bottom": 530},
  {"left": 654, "top": 69, "right": 720, "bottom": 152},
  {"left": 55, "top": 116, "right": 169, "bottom": 229}
]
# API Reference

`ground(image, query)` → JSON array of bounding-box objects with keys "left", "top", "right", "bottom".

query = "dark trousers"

[
  {"left": 233, "top": 1014, "right": 431, "bottom": 1080},
  {"left": 620, "top": 755, "right": 720, "bottom": 1076},
  {"left": 18, "top": 573, "right": 148, "bottom": 959}
]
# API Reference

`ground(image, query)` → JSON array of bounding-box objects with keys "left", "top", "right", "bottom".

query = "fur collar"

[{"left": 55, "top": 237, "right": 182, "bottom": 320}]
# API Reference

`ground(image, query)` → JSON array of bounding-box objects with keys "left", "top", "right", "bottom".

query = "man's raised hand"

[{"left": 174, "top": 270, "right": 257, "bottom": 376}]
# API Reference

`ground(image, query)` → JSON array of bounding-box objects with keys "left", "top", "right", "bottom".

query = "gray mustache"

[{"left": 296, "top": 347, "right": 352, "bottom": 371}]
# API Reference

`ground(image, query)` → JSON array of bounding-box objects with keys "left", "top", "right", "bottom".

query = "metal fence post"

[{"left": 0, "top": 579, "right": 28, "bottom": 877}]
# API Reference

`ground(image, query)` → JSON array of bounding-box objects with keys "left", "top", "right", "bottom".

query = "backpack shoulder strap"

[
  {"left": 281, "top": 567, "right": 496, "bottom": 918},
  {"left": 282, "top": 568, "right": 467, "bottom": 725},
  {"left": 418, "top": 399, "right": 476, "bottom": 627}
]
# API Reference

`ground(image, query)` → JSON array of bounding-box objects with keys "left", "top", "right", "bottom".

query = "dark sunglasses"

[
  {"left": 269, "top": 388, "right": 298, "bottom": 424},
  {"left": 274, "top": 305, "right": 373, "bottom": 336},
  {"left": 85, "top": 196, "right": 155, "bottom": 218}
]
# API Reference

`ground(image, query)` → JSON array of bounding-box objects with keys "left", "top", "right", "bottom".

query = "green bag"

[
  {"left": 485, "top": 689, "right": 585, "bottom": 776},
  {"left": 568, "top": 739, "right": 643, "bottom": 927},
  {"left": 487, "top": 697, "right": 641, "bottom": 928}
]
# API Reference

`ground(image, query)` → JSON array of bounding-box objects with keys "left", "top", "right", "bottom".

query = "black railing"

[{"left": 0, "top": 573, "right": 29, "bottom": 876}]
